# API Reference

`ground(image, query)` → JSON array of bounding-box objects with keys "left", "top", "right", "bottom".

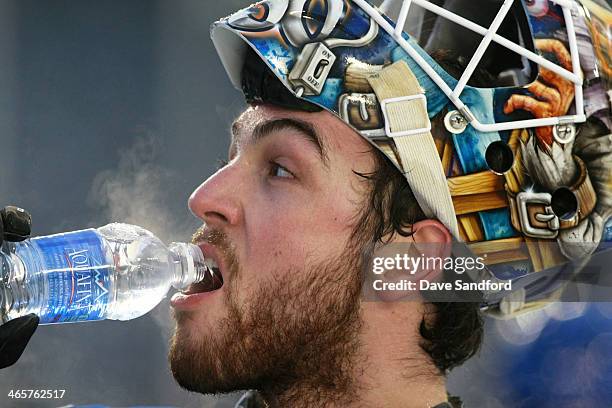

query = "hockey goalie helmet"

[{"left": 211, "top": 0, "right": 612, "bottom": 315}]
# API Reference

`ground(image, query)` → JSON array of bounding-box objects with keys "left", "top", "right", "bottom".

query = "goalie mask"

[{"left": 211, "top": 0, "right": 612, "bottom": 317}]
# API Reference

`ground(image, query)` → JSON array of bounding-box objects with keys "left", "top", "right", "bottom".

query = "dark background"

[{"left": 0, "top": 1, "right": 611, "bottom": 407}]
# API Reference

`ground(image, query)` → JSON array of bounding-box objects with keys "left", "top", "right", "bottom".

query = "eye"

[{"left": 270, "top": 162, "right": 294, "bottom": 179}]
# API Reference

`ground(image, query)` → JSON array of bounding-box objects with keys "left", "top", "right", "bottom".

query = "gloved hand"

[{"left": 0, "top": 206, "right": 38, "bottom": 368}]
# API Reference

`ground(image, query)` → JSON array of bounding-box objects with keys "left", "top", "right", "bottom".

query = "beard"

[{"left": 168, "top": 227, "right": 366, "bottom": 406}]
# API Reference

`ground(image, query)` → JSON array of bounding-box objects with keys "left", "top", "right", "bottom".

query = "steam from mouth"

[
  {"left": 89, "top": 136, "right": 196, "bottom": 242},
  {"left": 88, "top": 135, "right": 202, "bottom": 335}
]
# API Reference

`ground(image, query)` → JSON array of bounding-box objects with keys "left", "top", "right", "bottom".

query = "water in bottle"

[{"left": 0, "top": 223, "right": 221, "bottom": 324}]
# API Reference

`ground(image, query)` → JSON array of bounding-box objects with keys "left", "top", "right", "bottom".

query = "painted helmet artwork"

[{"left": 211, "top": 0, "right": 612, "bottom": 317}]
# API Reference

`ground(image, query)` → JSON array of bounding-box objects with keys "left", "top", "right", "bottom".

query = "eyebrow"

[{"left": 231, "top": 118, "right": 329, "bottom": 167}]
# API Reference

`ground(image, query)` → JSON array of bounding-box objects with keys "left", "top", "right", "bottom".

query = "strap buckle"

[
  {"left": 516, "top": 192, "right": 560, "bottom": 239},
  {"left": 380, "top": 94, "right": 431, "bottom": 138},
  {"left": 338, "top": 93, "right": 387, "bottom": 140}
]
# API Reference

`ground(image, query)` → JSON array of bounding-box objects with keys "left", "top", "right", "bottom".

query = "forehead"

[{"left": 232, "top": 104, "right": 372, "bottom": 157}]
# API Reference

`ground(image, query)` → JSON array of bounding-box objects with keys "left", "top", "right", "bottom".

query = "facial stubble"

[{"left": 169, "top": 227, "right": 366, "bottom": 406}]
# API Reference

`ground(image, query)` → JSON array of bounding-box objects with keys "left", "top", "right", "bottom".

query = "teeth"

[
  {"left": 205, "top": 258, "right": 219, "bottom": 270},
  {"left": 204, "top": 258, "right": 222, "bottom": 284},
  {"left": 211, "top": 267, "right": 223, "bottom": 285}
]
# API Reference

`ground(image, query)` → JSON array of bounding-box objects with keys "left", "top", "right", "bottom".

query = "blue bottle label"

[{"left": 26, "top": 229, "right": 112, "bottom": 323}]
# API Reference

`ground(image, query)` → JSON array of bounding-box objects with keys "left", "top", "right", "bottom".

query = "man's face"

[{"left": 169, "top": 104, "right": 377, "bottom": 396}]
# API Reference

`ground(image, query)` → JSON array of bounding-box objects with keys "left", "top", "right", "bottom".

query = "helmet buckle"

[{"left": 338, "top": 93, "right": 387, "bottom": 140}]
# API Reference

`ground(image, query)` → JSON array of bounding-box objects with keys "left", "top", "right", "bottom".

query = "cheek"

[
  {"left": 240, "top": 187, "right": 358, "bottom": 281},
  {"left": 242, "top": 211, "right": 313, "bottom": 276}
]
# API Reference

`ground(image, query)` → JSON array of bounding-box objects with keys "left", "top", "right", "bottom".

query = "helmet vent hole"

[
  {"left": 485, "top": 141, "right": 514, "bottom": 175},
  {"left": 551, "top": 187, "right": 578, "bottom": 220}
]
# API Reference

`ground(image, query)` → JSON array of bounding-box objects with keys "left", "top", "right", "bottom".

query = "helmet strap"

[{"left": 367, "top": 60, "right": 459, "bottom": 238}]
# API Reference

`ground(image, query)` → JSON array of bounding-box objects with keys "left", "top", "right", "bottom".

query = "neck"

[
  {"left": 259, "top": 304, "right": 447, "bottom": 408},
  {"left": 261, "top": 373, "right": 446, "bottom": 408},
  {"left": 260, "top": 378, "right": 361, "bottom": 408},
  {"left": 258, "top": 332, "right": 364, "bottom": 407},
  {"left": 354, "top": 304, "right": 448, "bottom": 408}
]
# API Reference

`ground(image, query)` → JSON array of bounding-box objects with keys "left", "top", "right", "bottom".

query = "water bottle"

[{"left": 0, "top": 223, "right": 220, "bottom": 324}]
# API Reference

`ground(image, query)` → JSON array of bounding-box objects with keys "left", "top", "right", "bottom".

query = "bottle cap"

[{"left": 168, "top": 242, "right": 210, "bottom": 290}]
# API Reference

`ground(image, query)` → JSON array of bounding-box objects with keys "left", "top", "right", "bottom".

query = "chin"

[
  {"left": 168, "top": 317, "right": 241, "bottom": 395},
  {"left": 172, "top": 312, "right": 217, "bottom": 345}
]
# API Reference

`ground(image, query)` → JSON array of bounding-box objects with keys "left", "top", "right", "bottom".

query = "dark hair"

[
  {"left": 352, "top": 50, "right": 494, "bottom": 373},
  {"left": 241, "top": 47, "right": 485, "bottom": 374},
  {"left": 353, "top": 147, "right": 483, "bottom": 373}
]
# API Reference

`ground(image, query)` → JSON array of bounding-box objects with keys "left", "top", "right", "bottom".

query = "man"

[
  {"left": 169, "top": 100, "right": 479, "bottom": 408},
  {"left": 168, "top": 0, "right": 612, "bottom": 406},
  {"left": 3, "top": 1, "right": 609, "bottom": 406}
]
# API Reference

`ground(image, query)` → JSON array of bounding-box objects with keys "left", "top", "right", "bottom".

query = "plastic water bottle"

[{"left": 0, "top": 223, "right": 218, "bottom": 324}]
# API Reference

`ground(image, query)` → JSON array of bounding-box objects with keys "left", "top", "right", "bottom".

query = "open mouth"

[
  {"left": 182, "top": 266, "right": 224, "bottom": 294},
  {"left": 181, "top": 243, "right": 226, "bottom": 295}
]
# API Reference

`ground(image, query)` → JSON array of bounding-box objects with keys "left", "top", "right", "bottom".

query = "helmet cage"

[{"left": 365, "top": 0, "right": 586, "bottom": 132}]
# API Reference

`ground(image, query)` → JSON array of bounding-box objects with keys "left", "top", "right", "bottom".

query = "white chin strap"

[{"left": 367, "top": 60, "right": 459, "bottom": 238}]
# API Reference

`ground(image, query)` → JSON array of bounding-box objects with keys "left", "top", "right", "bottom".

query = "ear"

[
  {"left": 409, "top": 219, "right": 452, "bottom": 245},
  {"left": 368, "top": 219, "right": 451, "bottom": 302},
  {"left": 394, "top": 219, "right": 452, "bottom": 264}
]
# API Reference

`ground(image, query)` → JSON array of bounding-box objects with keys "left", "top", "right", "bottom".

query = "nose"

[{"left": 188, "top": 165, "right": 243, "bottom": 228}]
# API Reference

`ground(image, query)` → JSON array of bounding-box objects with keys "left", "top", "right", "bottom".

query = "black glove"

[
  {"left": 0, "top": 314, "right": 38, "bottom": 368},
  {"left": 0, "top": 206, "right": 38, "bottom": 369}
]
